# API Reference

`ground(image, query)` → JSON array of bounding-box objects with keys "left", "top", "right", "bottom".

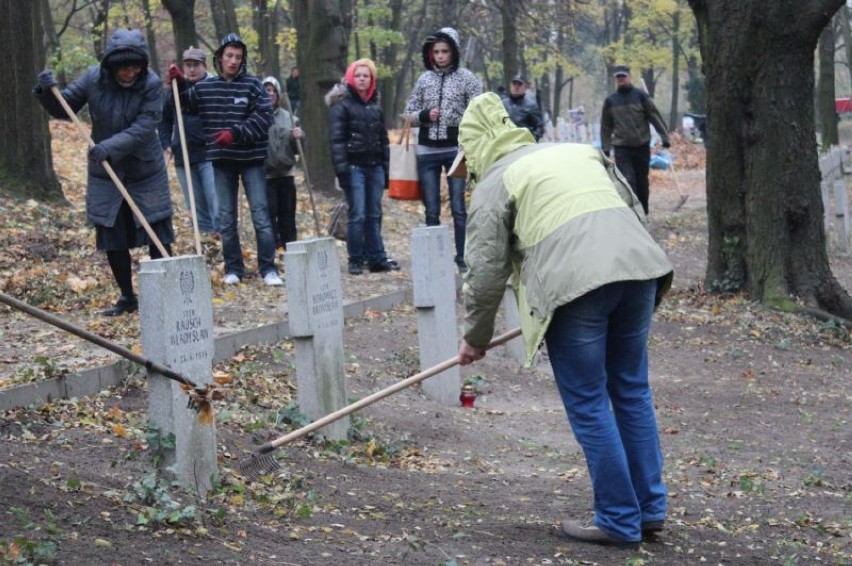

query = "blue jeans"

[
  {"left": 213, "top": 161, "right": 278, "bottom": 278},
  {"left": 545, "top": 280, "right": 666, "bottom": 542},
  {"left": 344, "top": 164, "right": 387, "bottom": 265},
  {"left": 176, "top": 161, "right": 219, "bottom": 233},
  {"left": 417, "top": 150, "right": 467, "bottom": 264}
]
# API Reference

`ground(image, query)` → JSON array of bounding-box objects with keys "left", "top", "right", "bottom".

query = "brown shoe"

[{"left": 560, "top": 520, "right": 639, "bottom": 547}]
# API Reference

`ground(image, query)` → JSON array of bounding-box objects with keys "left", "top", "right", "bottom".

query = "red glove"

[
  {"left": 212, "top": 130, "right": 235, "bottom": 147},
  {"left": 167, "top": 64, "right": 184, "bottom": 84}
]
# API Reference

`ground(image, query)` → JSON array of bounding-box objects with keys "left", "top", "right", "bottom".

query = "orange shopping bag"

[{"left": 388, "top": 117, "right": 421, "bottom": 200}]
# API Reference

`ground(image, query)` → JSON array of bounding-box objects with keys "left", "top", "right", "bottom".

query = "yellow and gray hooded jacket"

[{"left": 459, "top": 93, "right": 674, "bottom": 366}]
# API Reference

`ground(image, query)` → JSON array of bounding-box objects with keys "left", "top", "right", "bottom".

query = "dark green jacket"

[{"left": 600, "top": 85, "right": 670, "bottom": 152}]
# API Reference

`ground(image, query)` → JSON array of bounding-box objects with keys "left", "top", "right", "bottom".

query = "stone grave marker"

[
  {"left": 139, "top": 255, "right": 216, "bottom": 496},
  {"left": 411, "top": 225, "right": 460, "bottom": 405},
  {"left": 500, "top": 283, "right": 526, "bottom": 366},
  {"left": 284, "top": 238, "right": 348, "bottom": 441}
]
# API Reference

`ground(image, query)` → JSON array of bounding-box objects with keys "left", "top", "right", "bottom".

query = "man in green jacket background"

[
  {"left": 600, "top": 65, "right": 670, "bottom": 215},
  {"left": 454, "top": 92, "right": 673, "bottom": 546}
]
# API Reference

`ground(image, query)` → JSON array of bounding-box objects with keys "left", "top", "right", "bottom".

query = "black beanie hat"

[{"left": 104, "top": 49, "right": 147, "bottom": 69}]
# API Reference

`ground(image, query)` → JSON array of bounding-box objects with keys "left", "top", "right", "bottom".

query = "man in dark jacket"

[
  {"left": 169, "top": 34, "right": 280, "bottom": 286},
  {"left": 159, "top": 47, "right": 218, "bottom": 234},
  {"left": 600, "top": 65, "right": 670, "bottom": 215},
  {"left": 285, "top": 67, "right": 301, "bottom": 116},
  {"left": 501, "top": 74, "right": 543, "bottom": 141},
  {"left": 34, "top": 29, "right": 174, "bottom": 316}
]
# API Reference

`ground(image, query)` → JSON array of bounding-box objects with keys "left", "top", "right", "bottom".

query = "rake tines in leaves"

[
  {"left": 239, "top": 446, "right": 280, "bottom": 481},
  {"left": 238, "top": 328, "right": 523, "bottom": 481}
]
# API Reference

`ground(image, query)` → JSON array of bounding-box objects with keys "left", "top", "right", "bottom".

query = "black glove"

[
  {"left": 662, "top": 141, "right": 671, "bottom": 149},
  {"left": 384, "top": 170, "right": 390, "bottom": 190},
  {"left": 37, "top": 70, "right": 57, "bottom": 91},
  {"left": 336, "top": 172, "right": 351, "bottom": 191},
  {"left": 88, "top": 144, "right": 109, "bottom": 164}
]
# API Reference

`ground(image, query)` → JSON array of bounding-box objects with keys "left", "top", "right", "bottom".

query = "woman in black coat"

[
  {"left": 325, "top": 59, "right": 399, "bottom": 275},
  {"left": 35, "top": 29, "right": 173, "bottom": 316}
]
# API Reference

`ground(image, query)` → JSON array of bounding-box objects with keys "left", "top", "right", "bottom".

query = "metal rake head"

[{"left": 238, "top": 452, "right": 280, "bottom": 481}]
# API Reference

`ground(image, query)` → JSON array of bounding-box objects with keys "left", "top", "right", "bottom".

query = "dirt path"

[
  {"left": 2, "top": 289, "right": 850, "bottom": 564},
  {"left": 2, "top": 146, "right": 851, "bottom": 565}
]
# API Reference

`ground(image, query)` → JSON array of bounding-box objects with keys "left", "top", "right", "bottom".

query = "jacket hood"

[
  {"left": 324, "top": 81, "right": 348, "bottom": 107},
  {"left": 100, "top": 29, "right": 149, "bottom": 76},
  {"left": 324, "top": 80, "right": 379, "bottom": 107},
  {"left": 262, "top": 76, "right": 281, "bottom": 96},
  {"left": 457, "top": 92, "right": 534, "bottom": 181},
  {"left": 214, "top": 33, "right": 248, "bottom": 78},
  {"left": 422, "top": 27, "right": 461, "bottom": 72}
]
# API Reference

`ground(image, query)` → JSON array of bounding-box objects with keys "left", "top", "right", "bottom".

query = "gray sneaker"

[{"left": 560, "top": 520, "right": 639, "bottom": 547}]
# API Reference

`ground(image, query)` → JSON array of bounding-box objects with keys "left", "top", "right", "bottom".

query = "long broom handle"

[
  {"left": 0, "top": 292, "right": 197, "bottom": 389},
  {"left": 171, "top": 80, "right": 203, "bottom": 256},
  {"left": 49, "top": 86, "right": 170, "bottom": 258},
  {"left": 279, "top": 93, "right": 322, "bottom": 237},
  {"left": 258, "top": 328, "right": 522, "bottom": 453}
]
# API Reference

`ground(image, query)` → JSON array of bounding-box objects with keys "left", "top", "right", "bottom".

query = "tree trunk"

[
  {"left": 500, "top": 0, "right": 519, "bottom": 88},
  {"left": 41, "top": 0, "right": 60, "bottom": 58},
  {"left": 818, "top": 22, "right": 838, "bottom": 148},
  {"left": 689, "top": 0, "right": 852, "bottom": 319},
  {"left": 392, "top": 2, "right": 428, "bottom": 126},
  {"left": 1, "top": 0, "right": 65, "bottom": 201},
  {"left": 162, "top": 0, "right": 198, "bottom": 60},
  {"left": 538, "top": 70, "right": 551, "bottom": 125},
  {"left": 253, "top": 0, "right": 280, "bottom": 79},
  {"left": 641, "top": 68, "right": 656, "bottom": 97},
  {"left": 292, "top": 0, "right": 352, "bottom": 196},
  {"left": 839, "top": 6, "right": 852, "bottom": 92},
  {"left": 380, "top": 0, "right": 403, "bottom": 127},
  {"left": 91, "top": 0, "right": 110, "bottom": 59},
  {"left": 141, "top": 0, "right": 161, "bottom": 77},
  {"left": 210, "top": 0, "right": 239, "bottom": 40},
  {"left": 669, "top": 9, "right": 681, "bottom": 131}
]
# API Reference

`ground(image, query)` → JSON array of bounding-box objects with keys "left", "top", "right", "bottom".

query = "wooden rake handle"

[
  {"left": 278, "top": 93, "right": 322, "bottom": 237},
  {"left": 0, "top": 292, "right": 196, "bottom": 388},
  {"left": 258, "top": 327, "right": 522, "bottom": 454},
  {"left": 50, "top": 86, "right": 169, "bottom": 258},
  {"left": 171, "top": 80, "right": 202, "bottom": 256}
]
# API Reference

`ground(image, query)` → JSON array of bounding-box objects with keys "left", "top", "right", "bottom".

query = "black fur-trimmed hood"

[{"left": 421, "top": 27, "right": 461, "bottom": 72}]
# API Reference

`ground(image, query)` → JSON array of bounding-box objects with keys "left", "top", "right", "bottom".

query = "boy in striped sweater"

[{"left": 169, "top": 33, "right": 281, "bottom": 286}]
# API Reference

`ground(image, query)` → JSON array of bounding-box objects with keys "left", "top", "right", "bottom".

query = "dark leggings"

[{"left": 106, "top": 244, "right": 172, "bottom": 298}]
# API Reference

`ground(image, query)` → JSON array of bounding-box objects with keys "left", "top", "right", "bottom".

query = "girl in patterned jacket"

[{"left": 404, "top": 27, "right": 481, "bottom": 272}]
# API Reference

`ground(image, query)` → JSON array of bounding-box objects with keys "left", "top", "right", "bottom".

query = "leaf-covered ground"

[{"left": 0, "top": 123, "right": 850, "bottom": 565}]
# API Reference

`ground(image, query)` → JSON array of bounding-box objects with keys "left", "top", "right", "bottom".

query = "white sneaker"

[
  {"left": 263, "top": 272, "right": 283, "bottom": 286},
  {"left": 223, "top": 273, "right": 240, "bottom": 285}
]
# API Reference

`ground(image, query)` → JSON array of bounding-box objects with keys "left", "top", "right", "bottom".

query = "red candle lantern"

[{"left": 459, "top": 384, "right": 477, "bottom": 407}]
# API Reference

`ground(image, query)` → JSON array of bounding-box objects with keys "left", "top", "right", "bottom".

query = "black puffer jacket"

[{"left": 325, "top": 83, "right": 389, "bottom": 175}]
